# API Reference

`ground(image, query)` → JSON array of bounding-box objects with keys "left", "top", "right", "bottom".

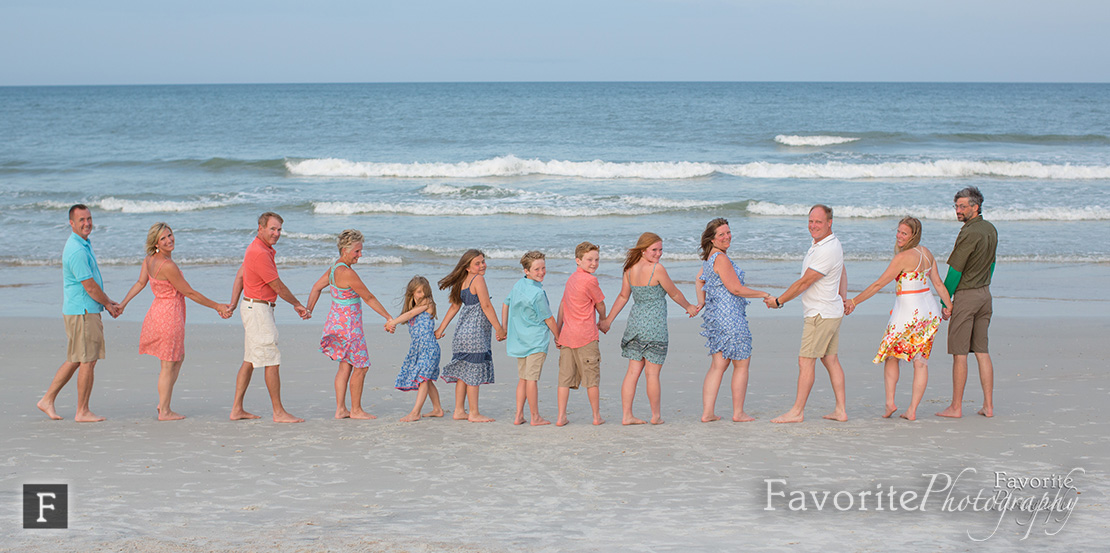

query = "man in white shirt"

[{"left": 764, "top": 205, "right": 849, "bottom": 423}]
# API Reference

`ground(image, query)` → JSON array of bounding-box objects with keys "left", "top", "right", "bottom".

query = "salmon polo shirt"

[
  {"left": 559, "top": 268, "right": 605, "bottom": 349},
  {"left": 243, "top": 237, "right": 279, "bottom": 302}
]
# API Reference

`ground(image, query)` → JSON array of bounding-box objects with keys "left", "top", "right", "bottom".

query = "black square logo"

[{"left": 23, "top": 484, "right": 68, "bottom": 529}]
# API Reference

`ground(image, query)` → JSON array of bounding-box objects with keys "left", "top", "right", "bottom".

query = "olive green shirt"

[{"left": 947, "top": 215, "right": 997, "bottom": 292}]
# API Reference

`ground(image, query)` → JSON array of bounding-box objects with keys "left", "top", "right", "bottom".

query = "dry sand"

[{"left": 2, "top": 306, "right": 1106, "bottom": 552}]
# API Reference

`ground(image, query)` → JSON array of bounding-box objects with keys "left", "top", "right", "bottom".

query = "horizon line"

[{"left": 3, "top": 79, "right": 1109, "bottom": 89}]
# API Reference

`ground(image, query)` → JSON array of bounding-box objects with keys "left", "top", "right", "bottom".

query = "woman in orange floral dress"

[{"left": 846, "top": 217, "right": 952, "bottom": 421}]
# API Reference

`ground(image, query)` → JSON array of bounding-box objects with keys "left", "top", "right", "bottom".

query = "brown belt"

[{"left": 243, "top": 298, "right": 277, "bottom": 306}]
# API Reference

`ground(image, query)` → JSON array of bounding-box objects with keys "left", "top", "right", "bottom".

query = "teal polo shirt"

[
  {"left": 62, "top": 232, "right": 105, "bottom": 315},
  {"left": 503, "top": 277, "right": 554, "bottom": 358}
]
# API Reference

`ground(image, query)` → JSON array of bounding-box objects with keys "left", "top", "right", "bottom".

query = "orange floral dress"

[{"left": 874, "top": 252, "right": 942, "bottom": 363}]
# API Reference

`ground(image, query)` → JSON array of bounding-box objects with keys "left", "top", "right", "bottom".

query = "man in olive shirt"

[{"left": 937, "top": 186, "right": 997, "bottom": 418}]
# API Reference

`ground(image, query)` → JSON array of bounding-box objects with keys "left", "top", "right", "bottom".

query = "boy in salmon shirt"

[{"left": 556, "top": 242, "right": 607, "bottom": 426}]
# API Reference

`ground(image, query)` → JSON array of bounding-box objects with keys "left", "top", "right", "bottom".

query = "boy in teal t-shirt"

[{"left": 502, "top": 251, "right": 560, "bottom": 426}]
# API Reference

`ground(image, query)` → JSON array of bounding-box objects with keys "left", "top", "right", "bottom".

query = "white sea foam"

[
  {"left": 282, "top": 232, "right": 336, "bottom": 241},
  {"left": 288, "top": 156, "right": 1110, "bottom": 180},
  {"left": 746, "top": 201, "right": 1110, "bottom": 221},
  {"left": 312, "top": 194, "right": 722, "bottom": 217},
  {"left": 93, "top": 197, "right": 237, "bottom": 213},
  {"left": 774, "top": 135, "right": 861, "bottom": 146}
]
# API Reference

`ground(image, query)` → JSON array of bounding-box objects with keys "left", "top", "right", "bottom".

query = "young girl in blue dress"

[{"left": 387, "top": 276, "right": 443, "bottom": 422}]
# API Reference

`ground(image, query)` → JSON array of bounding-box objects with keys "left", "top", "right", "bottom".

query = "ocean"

[{"left": 2, "top": 82, "right": 1108, "bottom": 319}]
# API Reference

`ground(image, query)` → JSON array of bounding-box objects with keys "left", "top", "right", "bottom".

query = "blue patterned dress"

[
  {"left": 441, "top": 288, "right": 495, "bottom": 386},
  {"left": 698, "top": 252, "right": 752, "bottom": 360},
  {"left": 621, "top": 282, "right": 669, "bottom": 365},
  {"left": 394, "top": 311, "right": 441, "bottom": 391}
]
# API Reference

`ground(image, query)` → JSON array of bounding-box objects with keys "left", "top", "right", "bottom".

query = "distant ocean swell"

[{"left": 286, "top": 156, "right": 1110, "bottom": 180}]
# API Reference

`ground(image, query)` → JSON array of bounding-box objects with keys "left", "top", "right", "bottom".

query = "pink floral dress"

[{"left": 319, "top": 263, "right": 370, "bottom": 368}]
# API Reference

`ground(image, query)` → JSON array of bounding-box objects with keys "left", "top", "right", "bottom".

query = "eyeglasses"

[{"left": 953, "top": 203, "right": 972, "bottom": 210}]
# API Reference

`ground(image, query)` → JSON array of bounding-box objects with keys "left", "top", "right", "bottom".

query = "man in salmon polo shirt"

[{"left": 228, "top": 212, "right": 310, "bottom": 423}]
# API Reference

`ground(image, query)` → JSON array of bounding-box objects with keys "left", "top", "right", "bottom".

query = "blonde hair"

[
  {"left": 699, "top": 218, "right": 729, "bottom": 260},
  {"left": 403, "top": 276, "right": 437, "bottom": 319},
  {"left": 574, "top": 241, "right": 599, "bottom": 259},
  {"left": 439, "top": 249, "right": 485, "bottom": 305},
  {"left": 145, "top": 222, "right": 171, "bottom": 256},
  {"left": 897, "top": 217, "right": 923, "bottom": 253},
  {"left": 337, "top": 229, "right": 364, "bottom": 254},
  {"left": 520, "top": 250, "right": 545, "bottom": 270},
  {"left": 624, "top": 232, "right": 662, "bottom": 273}
]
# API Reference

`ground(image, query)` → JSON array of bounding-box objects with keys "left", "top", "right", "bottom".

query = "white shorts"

[{"left": 242, "top": 300, "right": 281, "bottom": 368}]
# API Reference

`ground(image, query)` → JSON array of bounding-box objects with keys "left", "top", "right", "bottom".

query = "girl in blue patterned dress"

[
  {"left": 435, "top": 250, "right": 506, "bottom": 423},
  {"left": 695, "top": 218, "right": 773, "bottom": 423},
  {"left": 307, "top": 230, "right": 393, "bottom": 420},
  {"left": 387, "top": 276, "right": 443, "bottom": 422},
  {"left": 601, "top": 232, "right": 700, "bottom": 425}
]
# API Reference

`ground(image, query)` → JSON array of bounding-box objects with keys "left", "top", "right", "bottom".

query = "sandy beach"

[{"left": 3, "top": 300, "right": 1106, "bottom": 552}]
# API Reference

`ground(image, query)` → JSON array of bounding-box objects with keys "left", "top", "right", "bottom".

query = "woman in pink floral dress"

[
  {"left": 847, "top": 217, "right": 953, "bottom": 421},
  {"left": 306, "top": 229, "right": 393, "bottom": 419}
]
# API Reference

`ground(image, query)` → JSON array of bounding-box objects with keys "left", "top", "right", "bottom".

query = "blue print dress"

[
  {"left": 698, "top": 252, "right": 752, "bottom": 360},
  {"left": 441, "top": 288, "right": 496, "bottom": 386},
  {"left": 394, "top": 311, "right": 441, "bottom": 391}
]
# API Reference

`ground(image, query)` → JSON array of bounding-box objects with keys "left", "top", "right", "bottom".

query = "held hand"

[
  {"left": 384, "top": 323, "right": 396, "bottom": 334},
  {"left": 434, "top": 328, "right": 445, "bottom": 340},
  {"left": 295, "top": 305, "right": 310, "bottom": 320},
  {"left": 496, "top": 328, "right": 507, "bottom": 342},
  {"left": 684, "top": 304, "right": 699, "bottom": 318},
  {"left": 106, "top": 302, "right": 122, "bottom": 318},
  {"left": 763, "top": 296, "right": 777, "bottom": 309},
  {"left": 942, "top": 307, "right": 952, "bottom": 320},
  {"left": 598, "top": 319, "right": 611, "bottom": 334},
  {"left": 843, "top": 299, "right": 855, "bottom": 316}
]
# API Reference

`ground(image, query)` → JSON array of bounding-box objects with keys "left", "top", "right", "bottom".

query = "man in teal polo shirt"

[{"left": 37, "top": 204, "right": 120, "bottom": 422}]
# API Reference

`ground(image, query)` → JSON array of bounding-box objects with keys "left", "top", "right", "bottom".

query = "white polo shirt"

[{"left": 800, "top": 233, "right": 845, "bottom": 319}]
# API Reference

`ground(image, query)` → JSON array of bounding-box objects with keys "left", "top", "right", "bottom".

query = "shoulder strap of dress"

[
  {"left": 329, "top": 262, "right": 348, "bottom": 287},
  {"left": 648, "top": 262, "right": 658, "bottom": 283},
  {"left": 152, "top": 256, "right": 171, "bottom": 279},
  {"left": 913, "top": 247, "right": 925, "bottom": 272}
]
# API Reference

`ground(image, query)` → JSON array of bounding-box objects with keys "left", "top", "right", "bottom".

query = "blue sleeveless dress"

[
  {"left": 698, "top": 252, "right": 752, "bottom": 360},
  {"left": 441, "top": 287, "right": 495, "bottom": 385}
]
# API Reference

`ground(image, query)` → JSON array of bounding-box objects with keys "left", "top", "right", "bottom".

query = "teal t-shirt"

[
  {"left": 62, "top": 232, "right": 105, "bottom": 315},
  {"left": 503, "top": 277, "right": 553, "bottom": 357}
]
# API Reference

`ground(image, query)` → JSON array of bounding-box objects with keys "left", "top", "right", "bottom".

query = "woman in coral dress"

[
  {"left": 119, "top": 223, "right": 231, "bottom": 420},
  {"left": 848, "top": 217, "right": 953, "bottom": 421}
]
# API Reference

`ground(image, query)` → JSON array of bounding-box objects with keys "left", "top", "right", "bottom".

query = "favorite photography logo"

[
  {"left": 23, "top": 484, "right": 67, "bottom": 529},
  {"left": 764, "top": 468, "right": 1083, "bottom": 541}
]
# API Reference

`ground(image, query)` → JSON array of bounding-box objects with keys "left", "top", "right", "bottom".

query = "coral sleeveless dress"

[{"left": 139, "top": 258, "right": 186, "bottom": 362}]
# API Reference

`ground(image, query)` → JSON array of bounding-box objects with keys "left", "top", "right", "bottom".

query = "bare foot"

[
  {"left": 935, "top": 405, "right": 962, "bottom": 418},
  {"left": 701, "top": 414, "right": 721, "bottom": 422},
  {"left": 230, "top": 409, "right": 261, "bottom": 420},
  {"left": 349, "top": 410, "right": 377, "bottom": 420},
  {"left": 593, "top": 417, "right": 605, "bottom": 426},
  {"left": 452, "top": 409, "right": 469, "bottom": 420},
  {"left": 468, "top": 413, "right": 495, "bottom": 423},
  {"left": 822, "top": 410, "right": 847, "bottom": 422},
  {"left": 423, "top": 408, "right": 445, "bottom": 418},
  {"left": 399, "top": 412, "right": 421, "bottom": 422},
  {"left": 555, "top": 416, "right": 569, "bottom": 427},
  {"left": 978, "top": 406, "right": 994, "bottom": 418},
  {"left": 273, "top": 412, "right": 305, "bottom": 423},
  {"left": 900, "top": 411, "right": 917, "bottom": 421},
  {"left": 530, "top": 416, "right": 551, "bottom": 426},
  {"left": 157, "top": 409, "right": 185, "bottom": 421},
  {"left": 335, "top": 407, "right": 350, "bottom": 419},
  {"left": 650, "top": 416, "right": 665, "bottom": 425},
  {"left": 513, "top": 414, "right": 526, "bottom": 425},
  {"left": 74, "top": 411, "right": 105, "bottom": 422},
  {"left": 883, "top": 403, "right": 897, "bottom": 418},
  {"left": 623, "top": 416, "right": 647, "bottom": 425},
  {"left": 37, "top": 399, "right": 63, "bottom": 420},
  {"left": 771, "top": 410, "right": 804, "bottom": 423},
  {"left": 732, "top": 412, "right": 755, "bottom": 422}
]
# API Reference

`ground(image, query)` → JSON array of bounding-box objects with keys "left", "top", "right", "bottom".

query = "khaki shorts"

[
  {"left": 948, "top": 286, "right": 992, "bottom": 355},
  {"left": 799, "top": 314, "right": 841, "bottom": 359},
  {"left": 65, "top": 313, "right": 106, "bottom": 363},
  {"left": 558, "top": 341, "right": 601, "bottom": 389},
  {"left": 242, "top": 300, "right": 281, "bottom": 368},
  {"left": 516, "top": 352, "right": 547, "bottom": 381}
]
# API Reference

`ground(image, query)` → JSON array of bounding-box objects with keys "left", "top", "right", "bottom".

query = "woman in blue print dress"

[
  {"left": 695, "top": 218, "right": 773, "bottom": 423},
  {"left": 387, "top": 276, "right": 443, "bottom": 422}
]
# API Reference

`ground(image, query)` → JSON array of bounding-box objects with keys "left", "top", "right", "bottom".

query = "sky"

[{"left": 1, "top": 0, "right": 1107, "bottom": 86}]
